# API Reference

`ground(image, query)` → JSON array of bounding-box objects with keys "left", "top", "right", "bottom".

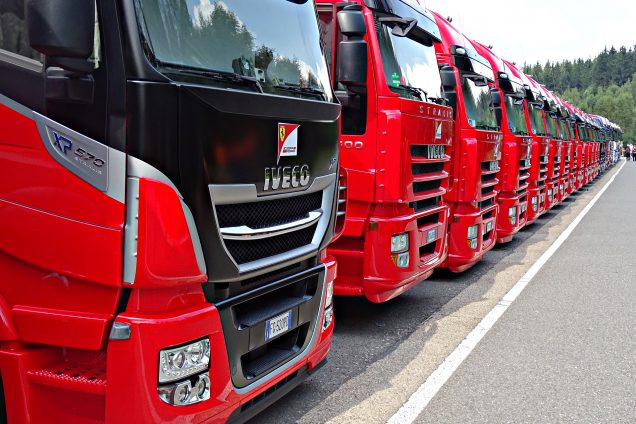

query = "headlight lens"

[
  {"left": 325, "top": 280, "right": 333, "bottom": 308},
  {"left": 159, "top": 339, "right": 210, "bottom": 383},
  {"left": 467, "top": 225, "right": 478, "bottom": 239},
  {"left": 391, "top": 252, "right": 410, "bottom": 268},
  {"left": 391, "top": 233, "right": 409, "bottom": 253}
]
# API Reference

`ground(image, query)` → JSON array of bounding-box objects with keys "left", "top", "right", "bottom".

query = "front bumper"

[{"left": 105, "top": 258, "right": 336, "bottom": 423}]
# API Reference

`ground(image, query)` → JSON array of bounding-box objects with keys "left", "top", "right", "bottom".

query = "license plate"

[
  {"left": 428, "top": 145, "right": 445, "bottom": 159},
  {"left": 427, "top": 228, "right": 437, "bottom": 243},
  {"left": 265, "top": 310, "right": 292, "bottom": 341},
  {"left": 485, "top": 220, "right": 494, "bottom": 232}
]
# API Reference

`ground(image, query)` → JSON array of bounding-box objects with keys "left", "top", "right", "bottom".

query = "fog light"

[
  {"left": 159, "top": 339, "right": 210, "bottom": 383},
  {"left": 468, "top": 238, "right": 478, "bottom": 249},
  {"left": 391, "top": 233, "right": 409, "bottom": 253},
  {"left": 467, "top": 225, "right": 478, "bottom": 239},
  {"left": 325, "top": 281, "right": 333, "bottom": 308},
  {"left": 391, "top": 252, "right": 409, "bottom": 268},
  {"left": 322, "top": 306, "right": 333, "bottom": 331},
  {"left": 158, "top": 372, "right": 211, "bottom": 406}
]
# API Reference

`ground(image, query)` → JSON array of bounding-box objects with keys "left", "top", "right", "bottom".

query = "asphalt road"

[{"left": 252, "top": 161, "right": 628, "bottom": 424}]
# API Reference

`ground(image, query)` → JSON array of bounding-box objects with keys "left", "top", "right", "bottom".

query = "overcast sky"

[{"left": 425, "top": 0, "right": 636, "bottom": 67}]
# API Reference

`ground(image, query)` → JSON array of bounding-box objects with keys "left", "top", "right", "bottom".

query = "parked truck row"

[{"left": 0, "top": 0, "right": 622, "bottom": 423}]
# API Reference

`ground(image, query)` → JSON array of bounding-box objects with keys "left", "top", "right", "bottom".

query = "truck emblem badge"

[
  {"left": 435, "top": 121, "right": 443, "bottom": 140},
  {"left": 277, "top": 123, "right": 300, "bottom": 164},
  {"left": 53, "top": 132, "right": 73, "bottom": 155}
]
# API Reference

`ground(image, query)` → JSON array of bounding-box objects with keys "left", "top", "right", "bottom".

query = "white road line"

[{"left": 387, "top": 161, "right": 626, "bottom": 424}]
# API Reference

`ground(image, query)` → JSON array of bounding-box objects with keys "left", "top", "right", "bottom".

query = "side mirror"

[
  {"left": 27, "top": 0, "right": 95, "bottom": 73},
  {"left": 439, "top": 66, "right": 456, "bottom": 89},
  {"left": 337, "top": 6, "right": 367, "bottom": 88}
]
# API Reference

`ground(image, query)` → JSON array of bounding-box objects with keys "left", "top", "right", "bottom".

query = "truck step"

[{"left": 28, "top": 364, "right": 106, "bottom": 395}]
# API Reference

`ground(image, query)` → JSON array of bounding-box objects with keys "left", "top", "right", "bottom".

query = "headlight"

[
  {"left": 468, "top": 238, "right": 478, "bottom": 249},
  {"left": 325, "top": 280, "right": 333, "bottom": 308},
  {"left": 159, "top": 339, "right": 210, "bottom": 383},
  {"left": 322, "top": 306, "right": 333, "bottom": 331},
  {"left": 509, "top": 206, "right": 517, "bottom": 225},
  {"left": 467, "top": 225, "right": 478, "bottom": 239},
  {"left": 391, "top": 233, "right": 409, "bottom": 253}
]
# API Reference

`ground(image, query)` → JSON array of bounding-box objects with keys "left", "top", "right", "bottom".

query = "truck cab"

[
  {"left": 318, "top": 0, "right": 452, "bottom": 302},
  {"left": 538, "top": 85, "right": 564, "bottom": 209},
  {"left": 0, "top": 1, "right": 338, "bottom": 422},
  {"left": 432, "top": 12, "right": 502, "bottom": 272},
  {"left": 516, "top": 71, "right": 549, "bottom": 223},
  {"left": 470, "top": 42, "right": 530, "bottom": 243}
]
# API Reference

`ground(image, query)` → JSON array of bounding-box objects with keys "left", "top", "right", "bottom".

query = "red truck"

[
  {"left": 431, "top": 12, "right": 502, "bottom": 272},
  {"left": 318, "top": 0, "right": 452, "bottom": 302},
  {"left": 0, "top": 1, "right": 339, "bottom": 422},
  {"left": 470, "top": 42, "right": 530, "bottom": 242},
  {"left": 562, "top": 101, "right": 585, "bottom": 191},
  {"left": 536, "top": 85, "right": 565, "bottom": 210},
  {"left": 552, "top": 96, "right": 574, "bottom": 199},
  {"left": 514, "top": 69, "right": 549, "bottom": 223}
]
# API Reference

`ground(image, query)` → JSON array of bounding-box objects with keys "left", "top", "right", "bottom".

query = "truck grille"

[
  {"left": 479, "top": 161, "right": 498, "bottom": 211},
  {"left": 216, "top": 192, "right": 322, "bottom": 230},
  {"left": 212, "top": 185, "right": 331, "bottom": 266},
  {"left": 224, "top": 225, "right": 317, "bottom": 264},
  {"left": 410, "top": 144, "right": 449, "bottom": 206},
  {"left": 335, "top": 172, "right": 347, "bottom": 235}
]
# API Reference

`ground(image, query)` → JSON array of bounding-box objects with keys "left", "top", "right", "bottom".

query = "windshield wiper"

[
  {"left": 397, "top": 84, "right": 428, "bottom": 101},
  {"left": 158, "top": 62, "right": 263, "bottom": 93},
  {"left": 428, "top": 96, "right": 448, "bottom": 106},
  {"left": 476, "top": 124, "right": 499, "bottom": 131},
  {"left": 273, "top": 83, "right": 325, "bottom": 100}
]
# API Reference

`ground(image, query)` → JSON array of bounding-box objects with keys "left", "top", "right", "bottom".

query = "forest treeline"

[{"left": 523, "top": 46, "right": 636, "bottom": 143}]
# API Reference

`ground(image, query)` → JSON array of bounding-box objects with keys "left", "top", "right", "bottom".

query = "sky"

[{"left": 424, "top": 0, "right": 636, "bottom": 67}]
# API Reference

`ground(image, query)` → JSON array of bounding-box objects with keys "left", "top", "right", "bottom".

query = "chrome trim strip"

[
  {"left": 128, "top": 156, "right": 183, "bottom": 198},
  {"left": 125, "top": 156, "right": 207, "bottom": 278},
  {"left": 221, "top": 210, "right": 322, "bottom": 240},
  {"left": 0, "top": 49, "right": 43, "bottom": 73},
  {"left": 123, "top": 178, "right": 140, "bottom": 284},
  {"left": 0, "top": 93, "right": 33, "bottom": 117}
]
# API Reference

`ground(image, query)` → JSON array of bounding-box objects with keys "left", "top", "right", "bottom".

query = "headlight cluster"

[
  {"left": 391, "top": 233, "right": 409, "bottom": 268},
  {"left": 508, "top": 206, "right": 517, "bottom": 225},
  {"left": 467, "top": 225, "right": 478, "bottom": 250},
  {"left": 158, "top": 339, "right": 211, "bottom": 406},
  {"left": 322, "top": 280, "right": 334, "bottom": 332}
]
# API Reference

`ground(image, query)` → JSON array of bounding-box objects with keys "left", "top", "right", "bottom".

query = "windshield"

[
  {"left": 375, "top": 15, "right": 443, "bottom": 103},
  {"left": 546, "top": 115, "right": 559, "bottom": 139},
  {"left": 577, "top": 125, "right": 587, "bottom": 141},
  {"left": 504, "top": 96, "right": 528, "bottom": 135},
  {"left": 558, "top": 119, "right": 569, "bottom": 140},
  {"left": 529, "top": 105, "right": 546, "bottom": 136},
  {"left": 134, "top": 0, "right": 332, "bottom": 101},
  {"left": 461, "top": 76, "right": 498, "bottom": 130}
]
